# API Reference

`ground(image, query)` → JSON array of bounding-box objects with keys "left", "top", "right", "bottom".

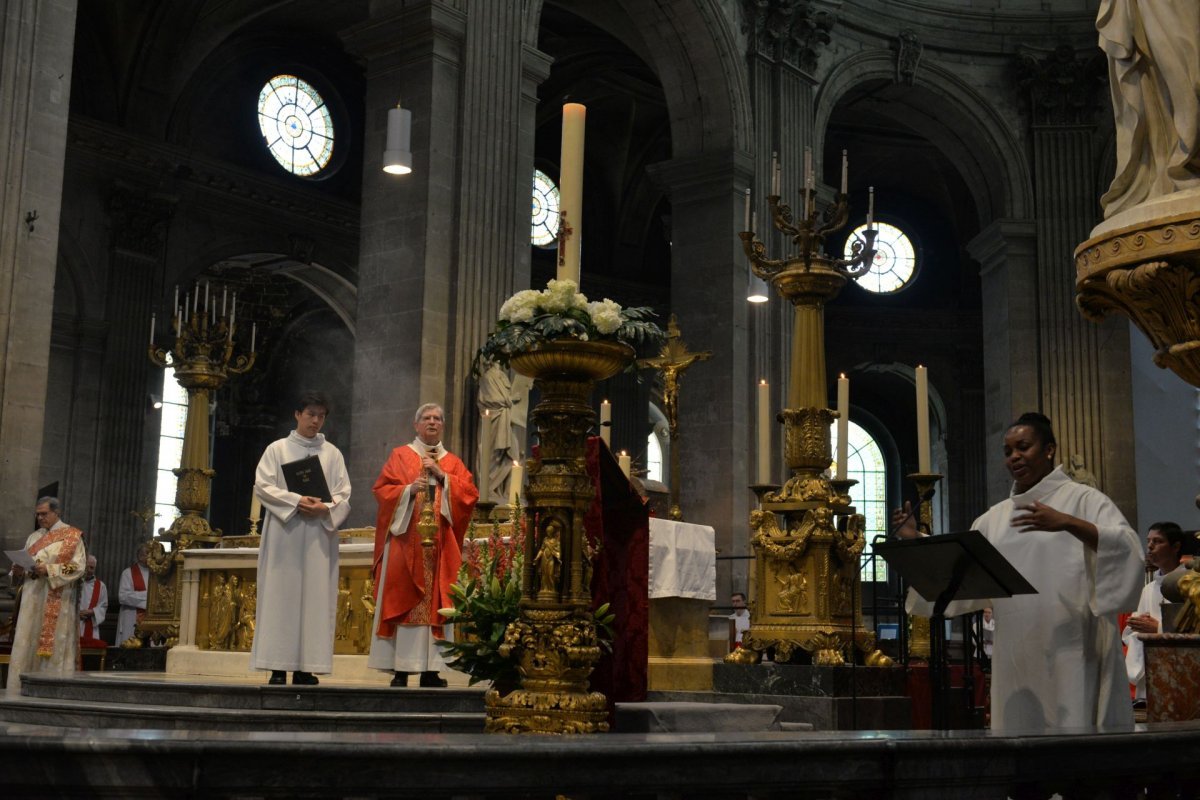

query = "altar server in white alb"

[
  {"left": 251, "top": 391, "right": 351, "bottom": 686},
  {"left": 896, "top": 412, "right": 1144, "bottom": 732},
  {"left": 115, "top": 543, "right": 151, "bottom": 645}
]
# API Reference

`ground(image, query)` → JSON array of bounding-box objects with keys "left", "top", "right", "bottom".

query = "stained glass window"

[
  {"left": 154, "top": 367, "right": 189, "bottom": 541},
  {"left": 257, "top": 74, "right": 335, "bottom": 177},
  {"left": 646, "top": 432, "right": 663, "bottom": 483},
  {"left": 830, "top": 420, "right": 889, "bottom": 581},
  {"left": 531, "top": 169, "right": 561, "bottom": 248},
  {"left": 844, "top": 221, "right": 916, "bottom": 294}
]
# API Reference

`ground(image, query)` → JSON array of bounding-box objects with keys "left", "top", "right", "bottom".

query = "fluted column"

[
  {"left": 0, "top": 0, "right": 78, "bottom": 553},
  {"left": 94, "top": 185, "right": 175, "bottom": 569},
  {"left": 1018, "top": 46, "right": 1136, "bottom": 519}
]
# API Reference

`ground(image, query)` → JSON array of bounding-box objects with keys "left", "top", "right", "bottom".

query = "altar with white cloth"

[{"left": 647, "top": 517, "right": 716, "bottom": 690}]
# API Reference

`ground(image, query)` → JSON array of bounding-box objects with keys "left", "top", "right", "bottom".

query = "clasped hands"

[
  {"left": 1126, "top": 612, "right": 1160, "bottom": 635},
  {"left": 297, "top": 496, "right": 331, "bottom": 518}
]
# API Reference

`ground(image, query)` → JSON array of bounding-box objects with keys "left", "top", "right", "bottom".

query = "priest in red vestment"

[{"left": 367, "top": 403, "right": 478, "bottom": 687}]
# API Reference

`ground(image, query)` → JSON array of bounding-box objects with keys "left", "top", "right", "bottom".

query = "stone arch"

[
  {"left": 813, "top": 50, "right": 1033, "bottom": 224},
  {"left": 615, "top": 0, "right": 753, "bottom": 156}
]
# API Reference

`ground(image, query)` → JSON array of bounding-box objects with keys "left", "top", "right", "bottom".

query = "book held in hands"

[{"left": 280, "top": 455, "right": 333, "bottom": 502}]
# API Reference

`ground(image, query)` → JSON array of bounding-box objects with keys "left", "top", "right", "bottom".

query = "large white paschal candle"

[{"left": 558, "top": 103, "right": 586, "bottom": 284}]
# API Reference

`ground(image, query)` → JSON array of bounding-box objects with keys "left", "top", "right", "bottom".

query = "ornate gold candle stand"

[
  {"left": 727, "top": 187, "right": 890, "bottom": 667},
  {"left": 144, "top": 295, "right": 255, "bottom": 645},
  {"left": 903, "top": 472, "right": 942, "bottom": 661},
  {"left": 485, "top": 339, "right": 633, "bottom": 735}
]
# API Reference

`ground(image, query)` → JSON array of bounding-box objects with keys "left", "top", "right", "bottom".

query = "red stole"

[
  {"left": 130, "top": 563, "right": 146, "bottom": 591},
  {"left": 372, "top": 445, "right": 478, "bottom": 638},
  {"left": 81, "top": 578, "right": 102, "bottom": 640},
  {"left": 28, "top": 526, "right": 83, "bottom": 657}
]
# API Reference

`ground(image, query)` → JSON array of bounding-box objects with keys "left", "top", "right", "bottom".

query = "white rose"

[
  {"left": 587, "top": 298, "right": 623, "bottom": 335},
  {"left": 498, "top": 289, "right": 542, "bottom": 322}
]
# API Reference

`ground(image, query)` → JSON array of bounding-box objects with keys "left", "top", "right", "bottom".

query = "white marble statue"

[
  {"left": 1097, "top": 1, "right": 1200, "bottom": 220},
  {"left": 477, "top": 362, "right": 532, "bottom": 505}
]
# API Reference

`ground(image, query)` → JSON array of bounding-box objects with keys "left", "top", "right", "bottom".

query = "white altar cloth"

[{"left": 648, "top": 518, "right": 716, "bottom": 601}]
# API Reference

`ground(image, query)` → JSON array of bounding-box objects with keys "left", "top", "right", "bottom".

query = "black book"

[{"left": 280, "top": 454, "right": 333, "bottom": 503}]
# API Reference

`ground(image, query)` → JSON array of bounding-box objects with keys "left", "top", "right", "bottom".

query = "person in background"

[
  {"left": 728, "top": 592, "right": 750, "bottom": 651},
  {"left": 1124, "top": 521, "right": 1185, "bottom": 705},
  {"left": 78, "top": 555, "right": 109, "bottom": 647}
]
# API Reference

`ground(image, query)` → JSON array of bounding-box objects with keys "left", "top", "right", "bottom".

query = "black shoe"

[
  {"left": 268, "top": 671, "right": 287, "bottom": 685},
  {"left": 391, "top": 671, "right": 409, "bottom": 687},
  {"left": 419, "top": 671, "right": 448, "bottom": 688},
  {"left": 292, "top": 671, "right": 319, "bottom": 686}
]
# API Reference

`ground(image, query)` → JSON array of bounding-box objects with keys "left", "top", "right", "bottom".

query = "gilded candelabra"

[
  {"left": 727, "top": 181, "right": 891, "bottom": 667},
  {"left": 143, "top": 285, "right": 256, "bottom": 645},
  {"left": 485, "top": 339, "right": 632, "bottom": 734}
]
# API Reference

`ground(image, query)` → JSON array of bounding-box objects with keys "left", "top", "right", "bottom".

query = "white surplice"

[
  {"left": 251, "top": 430, "right": 351, "bottom": 674},
  {"left": 5, "top": 521, "right": 87, "bottom": 695},
  {"left": 1122, "top": 568, "right": 1179, "bottom": 700},
  {"left": 115, "top": 564, "right": 148, "bottom": 644},
  {"left": 908, "top": 466, "right": 1143, "bottom": 731}
]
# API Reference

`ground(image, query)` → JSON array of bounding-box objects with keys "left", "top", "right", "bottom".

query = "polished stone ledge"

[{"left": 2, "top": 720, "right": 1199, "bottom": 799}]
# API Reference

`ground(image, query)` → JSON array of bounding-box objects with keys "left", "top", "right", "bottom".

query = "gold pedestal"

[
  {"left": 485, "top": 339, "right": 632, "bottom": 735},
  {"left": 647, "top": 596, "right": 715, "bottom": 691}
]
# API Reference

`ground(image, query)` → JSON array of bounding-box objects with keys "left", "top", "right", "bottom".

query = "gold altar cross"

[{"left": 637, "top": 314, "right": 711, "bottom": 520}]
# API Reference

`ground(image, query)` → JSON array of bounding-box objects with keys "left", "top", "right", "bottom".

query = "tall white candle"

[
  {"left": 771, "top": 151, "right": 780, "bottom": 196},
  {"left": 600, "top": 399, "right": 612, "bottom": 447},
  {"left": 249, "top": 492, "right": 262, "bottom": 527},
  {"left": 480, "top": 409, "right": 494, "bottom": 497},
  {"left": 916, "top": 365, "right": 930, "bottom": 473},
  {"left": 619, "top": 451, "right": 632, "bottom": 479},
  {"left": 173, "top": 285, "right": 179, "bottom": 317},
  {"left": 804, "top": 147, "right": 813, "bottom": 189},
  {"left": 558, "top": 103, "right": 587, "bottom": 284},
  {"left": 840, "top": 150, "right": 848, "bottom": 194},
  {"left": 757, "top": 380, "right": 770, "bottom": 484},
  {"left": 230, "top": 293, "right": 237, "bottom": 327},
  {"left": 867, "top": 186, "right": 875, "bottom": 227},
  {"left": 222, "top": 287, "right": 228, "bottom": 317},
  {"left": 509, "top": 460, "right": 523, "bottom": 507},
  {"left": 836, "top": 374, "right": 849, "bottom": 481},
  {"left": 250, "top": 322, "right": 256, "bottom": 353},
  {"left": 743, "top": 188, "right": 751, "bottom": 231},
  {"left": 149, "top": 313, "right": 156, "bottom": 345}
]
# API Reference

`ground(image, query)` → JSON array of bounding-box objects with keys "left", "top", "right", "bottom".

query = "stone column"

[
  {"left": 93, "top": 185, "right": 175, "bottom": 569},
  {"left": 967, "top": 219, "right": 1039, "bottom": 500},
  {"left": 342, "top": 3, "right": 547, "bottom": 518},
  {"left": 1017, "top": 46, "right": 1136, "bottom": 519},
  {"left": 647, "top": 152, "right": 754, "bottom": 601},
  {"left": 0, "top": 0, "right": 78, "bottom": 552}
]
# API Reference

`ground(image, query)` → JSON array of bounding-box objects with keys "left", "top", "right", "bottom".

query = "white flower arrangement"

[{"left": 476, "top": 279, "right": 663, "bottom": 372}]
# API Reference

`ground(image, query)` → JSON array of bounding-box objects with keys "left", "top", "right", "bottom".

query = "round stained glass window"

[
  {"left": 257, "top": 75, "right": 335, "bottom": 177},
  {"left": 844, "top": 221, "right": 917, "bottom": 294},
  {"left": 531, "top": 169, "right": 561, "bottom": 248}
]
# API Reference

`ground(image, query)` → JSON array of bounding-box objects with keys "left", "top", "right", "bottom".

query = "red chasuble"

[{"left": 372, "top": 445, "right": 478, "bottom": 639}]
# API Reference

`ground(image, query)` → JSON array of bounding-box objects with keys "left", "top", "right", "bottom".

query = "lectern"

[{"left": 875, "top": 531, "right": 1036, "bottom": 729}]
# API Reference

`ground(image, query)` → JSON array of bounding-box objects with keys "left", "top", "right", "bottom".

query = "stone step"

[
  {"left": 19, "top": 673, "right": 487, "bottom": 715},
  {"left": 0, "top": 695, "right": 485, "bottom": 733}
]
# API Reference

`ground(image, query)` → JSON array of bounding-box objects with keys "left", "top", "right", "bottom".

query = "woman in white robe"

[
  {"left": 898, "top": 412, "right": 1144, "bottom": 731},
  {"left": 251, "top": 393, "right": 351, "bottom": 685}
]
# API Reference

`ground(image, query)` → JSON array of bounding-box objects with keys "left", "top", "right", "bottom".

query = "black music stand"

[{"left": 874, "top": 530, "right": 1036, "bottom": 729}]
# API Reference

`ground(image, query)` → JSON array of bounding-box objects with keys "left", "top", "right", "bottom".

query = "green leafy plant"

[
  {"left": 436, "top": 521, "right": 525, "bottom": 686},
  {"left": 474, "top": 279, "right": 664, "bottom": 374}
]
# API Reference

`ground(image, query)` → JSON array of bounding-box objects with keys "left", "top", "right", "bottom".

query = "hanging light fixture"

[
  {"left": 382, "top": 101, "right": 412, "bottom": 175},
  {"left": 747, "top": 266, "right": 769, "bottom": 303}
]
